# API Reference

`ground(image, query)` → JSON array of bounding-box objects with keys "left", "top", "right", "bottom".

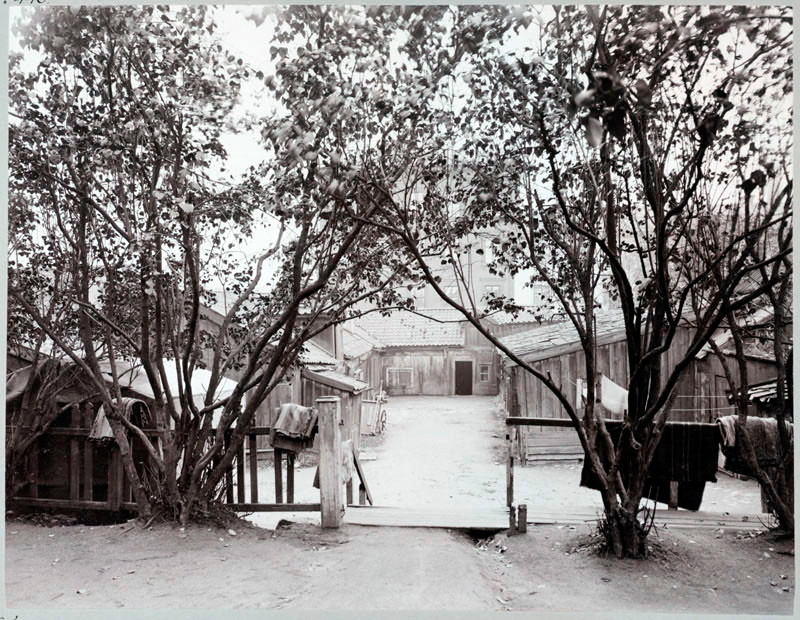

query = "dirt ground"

[
  {"left": 248, "top": 395, "right": 763, "bottom": 528},
  {"left": 5, "top": 517, "right": 794, "bottom": 613},
  {"left": 5, "top": 395, "right": 792, "bottom": 613}
]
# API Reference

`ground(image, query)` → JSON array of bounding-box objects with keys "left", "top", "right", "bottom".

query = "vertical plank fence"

[{"left": 8, "top": 394, "right": 373, "bottom": 524}]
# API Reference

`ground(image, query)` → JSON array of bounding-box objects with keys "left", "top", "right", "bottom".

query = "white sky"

[{"left": 10, "top": 6, "right": 786, "bottom": 308}]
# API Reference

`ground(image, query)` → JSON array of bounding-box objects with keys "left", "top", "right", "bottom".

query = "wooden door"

[{"left": 454, "top": 361, "right": 473, "bottom": 395}]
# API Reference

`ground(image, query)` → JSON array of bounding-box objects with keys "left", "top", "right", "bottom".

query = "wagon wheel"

[{"left": 378, "top": 410, "right": 387, "bottom": 434}]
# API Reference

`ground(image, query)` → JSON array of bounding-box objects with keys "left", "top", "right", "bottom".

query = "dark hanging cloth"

[
  {"left": 717, "top": 415, "right": 793, "bottom": 476},
  {"left": 270, "top": 403, "right": 318, "bottom": 453},
  {"left": 580, "top": 421, "right": 719, "bottom": 511}
]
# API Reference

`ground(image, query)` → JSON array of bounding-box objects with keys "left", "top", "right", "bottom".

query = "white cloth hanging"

[{"left": 600, "top": 375, "right": 628, "bottom": 415}]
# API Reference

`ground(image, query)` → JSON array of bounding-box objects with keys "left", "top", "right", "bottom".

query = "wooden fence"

[
  {"left": 505, "top": 416, "right": 721, "bottom": 511},
  {"left": 9, "top": 397, "right": 371, "bottom": 527}
]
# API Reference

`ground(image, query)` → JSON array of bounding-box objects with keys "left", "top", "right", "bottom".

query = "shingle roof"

[
  {"left": 354, "top": 308, "right": 465, "bottom": 347},
  {"left": 499, "top": 312, "right": 627, "bottom": 364},
  {"left": 484, "top": 306, "right": 564, "bottom": 326}
]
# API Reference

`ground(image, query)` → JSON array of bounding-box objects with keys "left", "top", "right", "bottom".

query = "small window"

[
  {"left": 484, "top": 285, "right": 501, "bottom": 295},
  {"left": 479, "top": 363, "right": 491, "bottom": 382},
  {"left": 387, "top": 368, "right": 413, "bottom": 388}
]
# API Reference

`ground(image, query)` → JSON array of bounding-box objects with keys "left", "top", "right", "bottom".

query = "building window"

[
  {"left": 484, "top": 284, "right": 501, "bottom": 295},
  {"left": 479, "top": 364, "right": 491, "bottom": 382},
  {"left": 387, "top": 368, "right": 413, "bottom": 388},
  {"left": 443, "top": 285, "right": 459, "bottom": 298}
]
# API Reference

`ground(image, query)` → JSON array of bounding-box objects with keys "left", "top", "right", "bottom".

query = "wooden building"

[
  {"left": 352, "top": 308, "right": 500, "bottom": 397},
  {"left": 342, "top": 323, "right": 383, "bottom": 394},
  {"left": 499, "top": 312, "right": 778, "bottom": 463}
]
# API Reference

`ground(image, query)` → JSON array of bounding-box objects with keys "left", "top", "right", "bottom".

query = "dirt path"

[
  {"left": 474, "top": 524, "right": 794, "bottom": 614},
  {"left": 6, "top": 517, "right": 793, "bottom": 614},
  {"left": 9, "top": 395, "right": 786, "bottom": 612},
  {"left": 250, "top": 394, "right": 763, "bottom": 529},
  {"left": 5, "top": 520, "right": 498, "bottom": 610}
]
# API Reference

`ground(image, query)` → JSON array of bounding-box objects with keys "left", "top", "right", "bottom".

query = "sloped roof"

[
  {"left": 342, "top": 324, "right": 383, "bottom": 358},
  {"left": 696, "top": 307, "right": 782, "bottom": 362},
  {"left": 299, "top": 340, "right": 338, "bottom": 366},
  {"left": 97, "top": 359, "right": 239, "bottom": 404},
  {"left": 499, "top": 312, "right": 627, "bottom": 364},
  {"left": 747, "top": 379, "right": 788, "bottom": 405},
  {"left": 302, "top": 368, "right": 368, "bottom": 393},
  {"left": 484, "top": 306, "right": 563, "bottom": 326},
  {"left": 354, "top": 308, "right": 465, "bottom": 347}
]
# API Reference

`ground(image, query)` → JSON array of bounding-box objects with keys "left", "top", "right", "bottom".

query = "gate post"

[{"left": 318, "top": 396, "right": 343, "bottom": 528}]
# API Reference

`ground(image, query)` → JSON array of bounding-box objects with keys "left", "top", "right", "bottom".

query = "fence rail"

[{"left": 8, "top": 398, "right": 372, "bottom": 521}]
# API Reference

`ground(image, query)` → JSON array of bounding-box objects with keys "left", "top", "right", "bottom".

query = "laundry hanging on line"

[
  {"left": 716, "top": 415, "right": 793, "bottom": 475},
  {"left": 577, "top": 374, "right": 629, "bottom": 415}
]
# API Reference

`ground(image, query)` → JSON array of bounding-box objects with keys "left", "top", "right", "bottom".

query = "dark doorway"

[{"left": 454, "top": 361, "right": 473, "bottom": 395}]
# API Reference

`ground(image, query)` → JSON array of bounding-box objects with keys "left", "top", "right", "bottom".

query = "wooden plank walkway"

[
  {"left": 522, "top": 509, "right": 767, "bottom": 531},
  {"left": 344, "top": 505, "right": 510, "bottom": 530},
  {"left": 344, "top": 505, "right": 766, "bottom": 532}
]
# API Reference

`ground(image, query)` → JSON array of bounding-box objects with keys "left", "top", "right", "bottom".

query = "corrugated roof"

[
  {"left": 499, "top": 312, "right": 627, "bottom": 363},
  {"left": 354, "top": 308, "right": 465, "bottom": 347}
]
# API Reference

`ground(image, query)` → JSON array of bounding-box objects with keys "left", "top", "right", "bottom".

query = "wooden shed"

[
  {"left": 353, "top": 308, "right": 500, "bottom": 397},
  {"left": 342, "top": 323, "right": 383, "bottom": 395},
  {"left": 499, "top": 312, "right": 778, "bottom": 463},
  {"left": 6, "top": 360, "right": 163, "bottom": 513}
]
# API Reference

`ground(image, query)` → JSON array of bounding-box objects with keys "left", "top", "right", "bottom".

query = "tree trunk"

[
  {"left": 106, "top": 413, "right": 153, "bottom": 519},
  {"left": 606, "top": 505, "right": 646, "bottom": 558},
  {"left": 735, "top": 422, "right": 794, "bottom": 531}
]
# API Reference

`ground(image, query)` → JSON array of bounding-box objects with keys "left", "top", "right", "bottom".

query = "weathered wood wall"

[
  {"left": 378, "top": 346, "right": 499, "bottom": 396},
  {"left": 506, "top": 326, "right": 777, "bottom": 461}
]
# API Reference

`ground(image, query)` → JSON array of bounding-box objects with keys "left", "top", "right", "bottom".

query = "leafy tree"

[
  {"left": 8, "top": 5, "right": 413, "bottom": 522},
  {"left": 346, "top": 5, "right": 792, "bottom": 556}
]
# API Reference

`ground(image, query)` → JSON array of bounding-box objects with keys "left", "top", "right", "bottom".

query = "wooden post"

[
  {"left": 318, "top": 396, "right": 343, "bottom": 528},
  {"left": 359, "top": 483, "right": 366, "bottom": 505},
  {"left": 506, "top": 432, "right": 514, "bottom": 507},
  {"left": 517, "top": 504, "right": 528, "bottom": 534},
  {"left": 82, "top": 405, "right": 94, "bottom": 501},
  {"left": 509, "top": 504, "right": 517, "bottom": 534},
  {"left": 668, "top": 481, "right": 679, "bottom": 510},
  {"left": 286, "top": 451, "right": 295, "bottom": 503},
  {"left": 224, "top": 431, "right": 234, "bottom": 504},
  {"left": 69, "top": 406, "right": 81, "bottom": 501},
  {"left": 274, "top": 447, "right": 283, "bottom": 503},
  {"left": 109, "top": 448, "right": 123, "bottom": 511},
  {"left": 28, "top": 440, "right": 39, "bottom": 499},
  {"left": 249, "top": 433, "right": 258, "bottom": 503},
  {"left": 236, "top": 439, "right": 245, "bottom": 504},
  {"left": 83, "top": 439, "right": 94, "bottom": 501}
]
